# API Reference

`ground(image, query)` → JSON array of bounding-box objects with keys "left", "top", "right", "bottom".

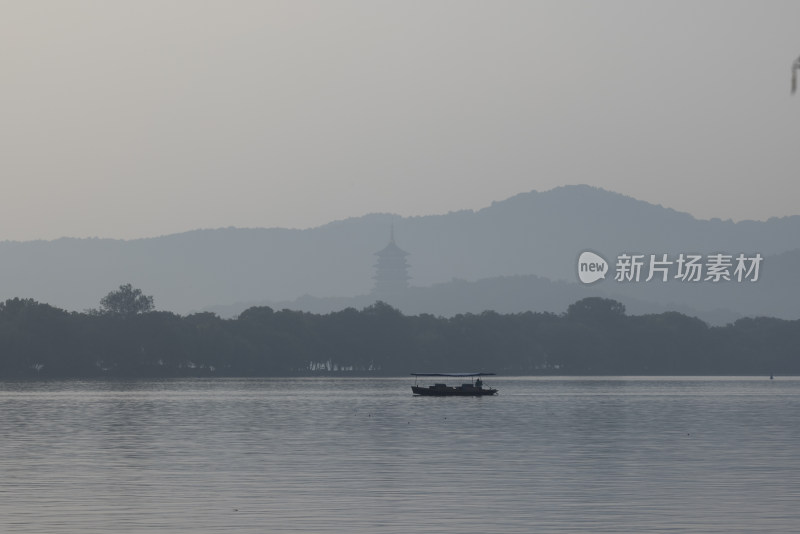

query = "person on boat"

[{"left": 475, "top": 378, "right": 483, "bottom": 388}]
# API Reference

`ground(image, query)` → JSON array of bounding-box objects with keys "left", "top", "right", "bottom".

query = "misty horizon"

[
  {"left": 1, "top": 184, "right": 799, "bottom": 325},
  {"left": 3, "top": 183, "right": 800, "bottom": 243}
]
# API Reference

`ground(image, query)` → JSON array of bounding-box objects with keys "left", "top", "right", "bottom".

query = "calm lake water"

[{"left": 1, "top": 377, "right": 799, "bottom": 533}]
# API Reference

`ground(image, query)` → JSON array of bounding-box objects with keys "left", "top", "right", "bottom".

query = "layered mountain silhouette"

[{"left": 2, "top": 185, "right": 798, "bottom": 323}]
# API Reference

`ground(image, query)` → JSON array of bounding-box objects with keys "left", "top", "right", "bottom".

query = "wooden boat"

[{"left": 411, "top": 373, "right": 498, "bottom": 396}]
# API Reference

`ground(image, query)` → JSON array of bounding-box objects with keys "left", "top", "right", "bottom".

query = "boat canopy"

[{"left": 410, "top": 373, "right": 495, "bottom": 377}]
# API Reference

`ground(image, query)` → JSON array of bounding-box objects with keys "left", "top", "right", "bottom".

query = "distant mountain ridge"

[
  {"left": 1, "top": 184, "right": 799, "bottom": 319},
  {"left": 206, "top": 262, "right": 793, "bottom": 326}
]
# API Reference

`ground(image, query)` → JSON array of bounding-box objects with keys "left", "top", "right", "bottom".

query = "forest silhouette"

[{"left": 0, "top": 288, "right": 796, "bottom": 379}]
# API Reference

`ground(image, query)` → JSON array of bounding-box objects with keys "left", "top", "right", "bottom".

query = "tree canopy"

[
  {"left": 0, "top": 296, "right": 797, "bottom": 379},
  {"left": 98, "top": 284, "right": 155, "bottom": 317}
]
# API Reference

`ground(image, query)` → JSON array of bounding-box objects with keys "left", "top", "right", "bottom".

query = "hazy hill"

[
  {"left": 205, "top": 272, "right": 749, "bottom": 326},
  {"left": 1, "top": 185, "right": 799, "bottom": 317}
]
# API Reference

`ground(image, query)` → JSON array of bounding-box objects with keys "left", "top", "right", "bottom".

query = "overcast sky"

[{"left": 2, "top": 1, "right": 799, "bottom": 241}]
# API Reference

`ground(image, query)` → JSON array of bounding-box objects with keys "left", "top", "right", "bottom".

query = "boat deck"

[{"left": 411, "top": 373, "right": 498, "bottom": 396}]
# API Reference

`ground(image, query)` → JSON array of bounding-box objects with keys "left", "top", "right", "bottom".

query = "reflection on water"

[{"left": 1, "top": 377, "right": 799, "bottom": 533}]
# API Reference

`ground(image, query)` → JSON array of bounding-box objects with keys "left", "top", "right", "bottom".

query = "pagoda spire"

[{"left": 372, "top": 223, "right": 410, "bottom": 296}]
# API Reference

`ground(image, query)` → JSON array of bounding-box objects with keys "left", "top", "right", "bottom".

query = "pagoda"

[{"left": 372, "top": 225, "right": 410, "bottom": 295}]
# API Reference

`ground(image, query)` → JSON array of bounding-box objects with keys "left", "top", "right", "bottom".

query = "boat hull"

[{"left": 411, "top": 385, "right": 498, "bottom": 396}]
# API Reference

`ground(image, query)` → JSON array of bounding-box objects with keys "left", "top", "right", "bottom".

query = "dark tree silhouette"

[
  {"left": 566, "top": 297, "right": 626, "bottom": 323},
  {"left": 99, "top": 284, "right": 155, "bottom": 317},
  {"left": 0, "top": 294, "right": 798, "bottom": 378}
]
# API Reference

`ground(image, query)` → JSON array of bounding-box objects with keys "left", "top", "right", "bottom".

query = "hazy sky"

[{"left": 2, "top": 1, "right": 799, "bottom": 240}]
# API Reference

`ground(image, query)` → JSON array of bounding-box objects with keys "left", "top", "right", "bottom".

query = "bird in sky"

[{"left": 793, "top": 56, "right": 800, "bottom": 94}]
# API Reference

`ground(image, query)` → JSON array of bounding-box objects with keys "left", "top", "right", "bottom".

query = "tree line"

[{"left": 0, "top": 286, "right": 797, "bottom": 379}]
